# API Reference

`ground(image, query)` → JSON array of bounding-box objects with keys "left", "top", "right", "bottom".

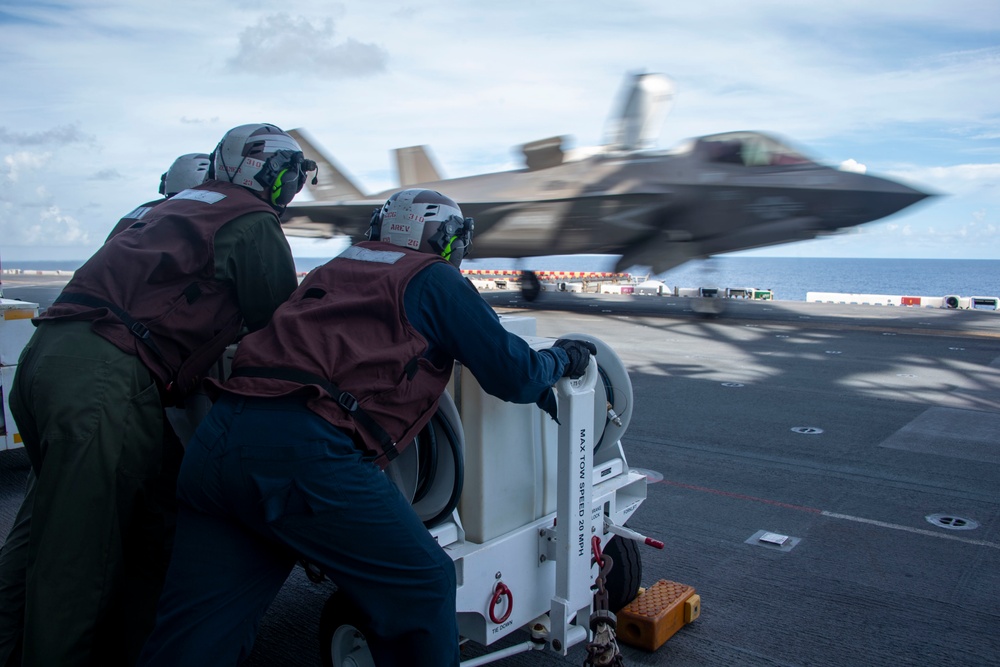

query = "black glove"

[{"left": 553, "top": 338, "right": 597, "bottom": 379}]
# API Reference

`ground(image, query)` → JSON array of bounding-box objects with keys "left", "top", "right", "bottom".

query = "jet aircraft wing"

[{"left": 282, "top": 202, "right": 383, "bottom": 239}]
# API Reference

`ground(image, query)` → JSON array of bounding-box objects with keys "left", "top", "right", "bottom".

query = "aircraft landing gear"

[
  {"left": 691, "top": 296, "right": 726, "bottom": 317},
  {"left": 520, "top": 270, "right": 541, "bottom": 302}
]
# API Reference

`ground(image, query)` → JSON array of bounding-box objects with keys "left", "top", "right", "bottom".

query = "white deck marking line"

[
  {"left": 821, "top": 511, "right": 1000, "bottom": 549},
  {"left": 658, "top": 479, "right": 1000, "bottom": 549}
]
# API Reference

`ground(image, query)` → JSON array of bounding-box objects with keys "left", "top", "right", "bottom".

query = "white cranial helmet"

[
  {"left": 212, "top": 123, "right": 316, "bottom": 209},
  {"left": 369, "top": 188, "right": 474, "bottom": 268},
  {"left": 160, "top": 153, "right": 211, "bottom": 196}
]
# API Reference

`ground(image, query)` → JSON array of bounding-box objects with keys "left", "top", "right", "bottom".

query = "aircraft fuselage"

[{"left": 283, "top": 130, "right": 930, "bottom": 274}]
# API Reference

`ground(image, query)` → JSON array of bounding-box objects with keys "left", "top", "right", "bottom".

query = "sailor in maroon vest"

[
  {"left": 105, "top": 152, "right": 213, "bottom": 243},
  {"left": 0, "top": 123, "right": 312, "bottom": 666},
  {"left": 139, "top": 189, "right": 596, "bottom": 667}
]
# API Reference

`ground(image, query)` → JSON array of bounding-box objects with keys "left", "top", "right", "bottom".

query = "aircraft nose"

[
  {"left": 843, "top": 173, "right": 935, "bottom": 225},
  {"left": 878, "top": 178, "right": 932, "bottom": 212}
]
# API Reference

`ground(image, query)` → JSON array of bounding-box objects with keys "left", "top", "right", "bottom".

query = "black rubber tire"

[
  {"left": 411, "top": 422, "right": 438, "bottom": 505},
  {"left": 602, "top": 535, "right": 642, "bottom": 612},
  {"left": 318, "top": 591, "right": 374, "bottom": 667},
  {"left": 418, "top": 412, "right": 464, "bottom": 529},
  {"left": 521, "top": 270, "right": 541, "bottom": 301}
]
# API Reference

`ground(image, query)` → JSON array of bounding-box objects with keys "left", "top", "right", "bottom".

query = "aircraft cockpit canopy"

[{"left": 697, "top": 132, "right": 815, "bottom": 167}]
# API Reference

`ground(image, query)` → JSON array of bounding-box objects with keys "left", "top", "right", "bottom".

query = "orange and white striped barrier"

[
  {"left": 0, "top": 269, "right": 76, "bottom": 277},
  {"left": 461, "top": 270, "right": 632, "bottom": 281}
]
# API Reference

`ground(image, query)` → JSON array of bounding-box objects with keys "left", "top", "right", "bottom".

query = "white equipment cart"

[{"left": 318, "top": 318, "right": 655, "bottom": 666}]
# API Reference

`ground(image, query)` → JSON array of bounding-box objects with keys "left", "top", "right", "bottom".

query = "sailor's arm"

[
  {"left": 405, "top": 262, "right": 570, "bottom": 404},
  {"left": 214, "top": 212, "right": 299, "bottom": 332}
]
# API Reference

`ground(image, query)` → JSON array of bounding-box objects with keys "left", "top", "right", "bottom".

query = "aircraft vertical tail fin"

[
  {"left": 394, "top": 146, "right": 443, "bottom": 186},
  {"left": 287, "top": 128, "right": 366, "bottom": 200},
  {"left": 603, "top": 72, "right": 675, "bottom": 152}
]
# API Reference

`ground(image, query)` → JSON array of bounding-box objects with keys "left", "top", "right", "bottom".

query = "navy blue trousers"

[{"left": 139, "top": 395, "right": 459, "bottom": 666}]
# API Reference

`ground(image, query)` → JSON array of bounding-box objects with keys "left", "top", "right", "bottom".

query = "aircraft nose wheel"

[
  {"left": 520, "top": 270, "right": 541, "bottom": 301},
  {"left": 691, "top": 296, "right": 726, "bottom": 317}
]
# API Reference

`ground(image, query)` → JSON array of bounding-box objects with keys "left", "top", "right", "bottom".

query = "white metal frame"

[{"left": 421, "top": 358, "right": 647, "bottom": 665}]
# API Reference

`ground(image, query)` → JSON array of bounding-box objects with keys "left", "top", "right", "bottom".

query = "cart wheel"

[
  {"left": 319, "top": 591, "right": 375, "bottom": 667},
  {"left": 603, "top": 536, "right": 642, "bottom": 612}
]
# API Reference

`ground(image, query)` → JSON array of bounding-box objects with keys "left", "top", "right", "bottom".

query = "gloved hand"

[{"left": 553, "top": 338, "right": 597, "bottom": 379}]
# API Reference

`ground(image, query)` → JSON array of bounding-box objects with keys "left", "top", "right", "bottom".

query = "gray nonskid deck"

[{"left": 474, "top": 294, "right": 1000, "bottom": 666}]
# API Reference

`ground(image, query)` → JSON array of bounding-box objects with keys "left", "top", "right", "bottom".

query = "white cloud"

[
  {"left": 839, "top": 159, "right": 867, "bottom": 174},
  {"left": 844, "top": 206, "right": 998, "bottom": 255},
  {"left": 180, "top": 116, "right": 220, "bottom": 125},
  {"left": 887, "top": 163, "right": 1000, "bottom": 197},
  {"left": 91, "top": 169, "right": 123, "bottom": 182},
  {"left": 226, "top": 14, "right": 388, "bottom": 79},
  {"left": 2, "top": 151, "right": 51, "bottom": 184},
  {"left": 32, "top": 206, "right": 90, "bottom": 245},
  {"left": 0, "top": 124, "right": 93, "bottom": 147},
  {"left": 1, "top": 149, "right": 93, "bottom": 245}
]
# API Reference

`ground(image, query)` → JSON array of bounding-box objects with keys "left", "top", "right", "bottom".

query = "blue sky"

[{"left": 1, "top": 1, "right": 998, "bottom": 262}]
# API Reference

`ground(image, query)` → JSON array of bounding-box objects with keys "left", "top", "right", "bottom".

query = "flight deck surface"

[{"left": 1, "top": 278, "right": 998, "bottom": 666}]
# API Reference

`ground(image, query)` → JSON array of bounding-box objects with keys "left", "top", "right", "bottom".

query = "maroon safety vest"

[
  {"left": 105, "top": 197, "right": 166, "bottom": 242},
  {"left": 221, "top": 241, "right": 453, "bottom": 466},
  {"left": 40, "top": 180, "right": 278, "bottom": 396}
]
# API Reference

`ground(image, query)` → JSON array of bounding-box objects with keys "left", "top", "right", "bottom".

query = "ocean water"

[
  {"left": 466, "top": 256, "right": 1000, "bottom": 302},
  {"left": 647, "top": 257, "right": 1000, "bottom": 302},
  {"left": 3, "top": 256, "right": 998, "bottom": 303}
]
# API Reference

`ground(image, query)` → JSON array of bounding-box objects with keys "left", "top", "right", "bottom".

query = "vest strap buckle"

[
  {"left": 129, "top": 321, "right": 151, "bottom": 340},
  {"left": 336, "top": 392, "right": 359, "bottom": 413},
  {"left": 380, "top": 443, "right": 400, "bottom": 462}
]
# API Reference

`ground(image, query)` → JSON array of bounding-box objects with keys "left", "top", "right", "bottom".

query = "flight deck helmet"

[
  {"left": 368, "top": 188, "right": 474, "bottom": 268},
  {"left": 212, "top": 123, "right": 317, "bottom": 210},
  {"left": 159, "top": 153, "right": 212, "bottom": 196}
]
